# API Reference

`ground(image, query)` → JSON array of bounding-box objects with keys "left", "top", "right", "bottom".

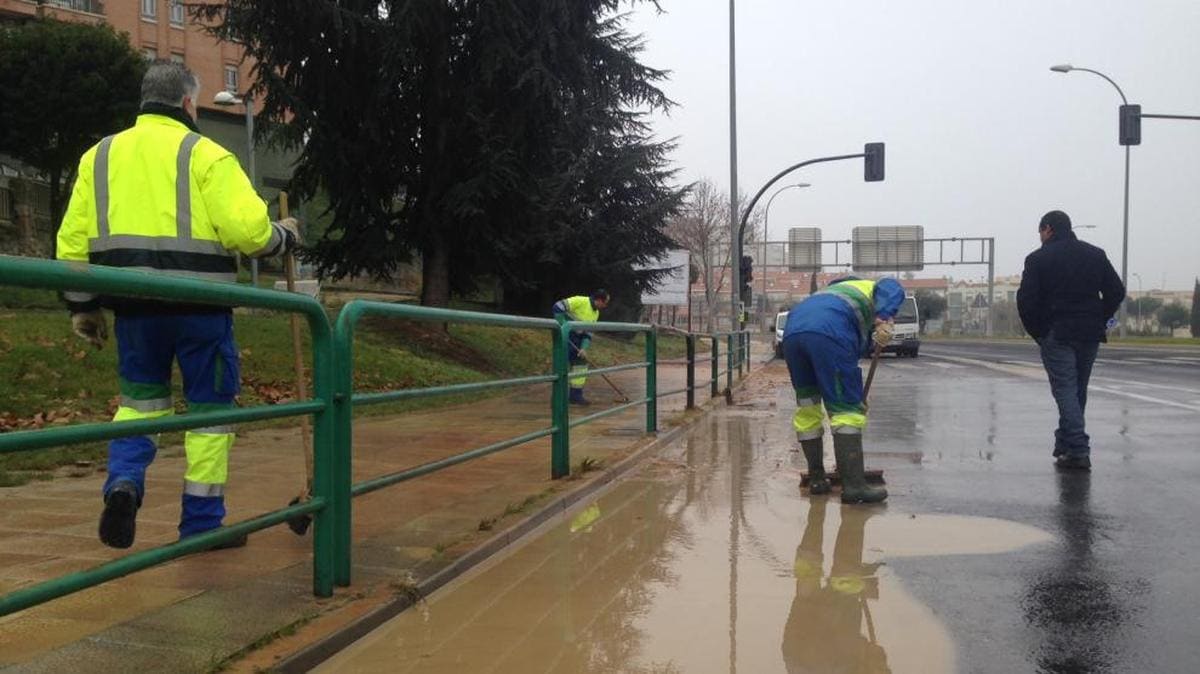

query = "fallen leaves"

[{"left": 0, "top": 407, "right": 86, "bottom": 431}]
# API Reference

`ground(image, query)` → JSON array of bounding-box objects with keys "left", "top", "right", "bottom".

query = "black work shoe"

[
  {"left": 99, "top": 482, "right": 139, "bottom": 549},
  {"left": 1055, "top": 455, "right": 1092, "bottom": 471}
]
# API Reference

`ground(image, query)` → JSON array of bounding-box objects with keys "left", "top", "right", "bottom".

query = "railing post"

[
  {"left": 645, "top": 329, "right": 657, "bottom": 432},
  {"left": 330, "top": 311, "right": 357, "bottom": 588},
  {"left": 551, "top": 322, "right": 571, "bottom": 479},
  {"left": 711, "top": 335, "right": 719, "bottom": 397},
  {"left": 737, "top": 332, "right": 744, "bottom": 378},
  {"left": 744, "top": 332, "right": 751, "bottom": 371},
  {"left": 726, "top": 334, "right": 734, "bottom": 391},
  {"left": 685, "top": 335, "right": 696, "bottom": 410}
]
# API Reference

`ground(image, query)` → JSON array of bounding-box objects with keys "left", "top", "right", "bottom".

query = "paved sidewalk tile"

[{"left": 0, "top": 348, "right": 766, "bottom": 672}]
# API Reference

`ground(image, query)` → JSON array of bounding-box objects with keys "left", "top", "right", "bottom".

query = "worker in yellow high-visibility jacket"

[
  {"left": 56, "top": 61, "right": 301, "bottom": 550},
  {"left": 552, "top": 290, "right": 610, "bottom": 405}
]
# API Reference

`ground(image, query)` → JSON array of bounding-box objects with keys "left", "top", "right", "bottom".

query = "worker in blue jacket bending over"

[
  {"left": 781, "top": 276, "right": 905, "bottom": 503},
  {"left": 552, "top": 289, "right": 610, "bottom": 405}
]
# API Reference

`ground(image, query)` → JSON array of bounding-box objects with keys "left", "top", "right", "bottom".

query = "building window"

[
  {"left": 170, "top": 53, "right": 185, "bottom": 65},
  {"left": 141, "top": 0, "right": 157, "bottom": 20},
  {"left": 169, "top": 0, "right": 184, "bottom": 26},
  {"left": 224, "top": 66, "right": 239, "bottom": 93},
  {"left": 142, "top": 47, "right": 157, "bottom": 61}
]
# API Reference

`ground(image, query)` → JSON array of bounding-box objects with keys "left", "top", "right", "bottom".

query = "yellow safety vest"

[
  {"left": 561, "top": 295, "right": 601, "bottom": 323},
  {"left": 57, "top": 114, "right": 275, "bottom": 290}
]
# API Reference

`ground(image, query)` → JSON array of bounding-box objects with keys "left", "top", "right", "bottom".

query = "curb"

[{"left": 275, "top": 372, "right": 757, "bottom": 673}]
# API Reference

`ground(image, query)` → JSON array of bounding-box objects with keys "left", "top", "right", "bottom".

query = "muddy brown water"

[{"left": 317, "top": 412, "right": 1051, "bottom": 674}]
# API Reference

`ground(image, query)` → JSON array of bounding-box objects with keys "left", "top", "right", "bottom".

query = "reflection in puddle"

[{"left": 318, "top": 416, "right": 1050, "bottom": 674}]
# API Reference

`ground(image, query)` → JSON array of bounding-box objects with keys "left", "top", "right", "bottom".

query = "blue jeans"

[{"left": 1037, "top": 332, "right": 1099, "bottom": 457}]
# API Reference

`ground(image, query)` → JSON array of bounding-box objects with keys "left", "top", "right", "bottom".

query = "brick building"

[{"left": 1, "top": 0, "right": 295, "bottom": 256}]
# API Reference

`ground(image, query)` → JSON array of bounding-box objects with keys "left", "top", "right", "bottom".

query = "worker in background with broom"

[
  {"left": 56, "top": 61, "right": 301, "bottom": 550},
  {"left": 552, "top": 289, "right": 611, "bottom": 405},
  {"left": 780, "top": 276, "right": 904, "bottom": 504}
]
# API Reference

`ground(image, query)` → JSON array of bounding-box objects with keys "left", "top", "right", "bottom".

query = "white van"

[
  {"left": 882, "top": 294, "right": 920, "bottom": 357},
  {"left": 773, "top": 309, "right": 789, "bottom": 357}
]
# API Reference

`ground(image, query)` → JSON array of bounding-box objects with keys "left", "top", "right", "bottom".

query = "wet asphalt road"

[
  {"left": 874, "top": 340, "right": 1200, "bottom": 673},
  {"left": 323, "top": 340, "right": 1200, "bottom": 673}
]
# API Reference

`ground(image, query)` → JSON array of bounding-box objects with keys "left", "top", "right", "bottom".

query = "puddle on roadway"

[{"left": 317, "top": 416, "right": 1050, "bottom": 674}]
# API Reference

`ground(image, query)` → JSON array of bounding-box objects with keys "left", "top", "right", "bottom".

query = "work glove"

[
  {"left": 274, "top": 217, "right": 302, "bottom": 253},
  {"left": 872, "top": 320, "right": 894, "bottom": 348},
  {"left": 71, "top": 310, "right": 108, "bottom": 349}
]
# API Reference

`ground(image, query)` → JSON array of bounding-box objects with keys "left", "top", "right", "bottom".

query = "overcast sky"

[{"left": 625, "top": 0, "right": 1200, "bottom": 288}]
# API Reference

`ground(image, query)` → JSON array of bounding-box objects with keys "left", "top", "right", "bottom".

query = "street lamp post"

[
  {"left": 213, "top": 90, "right": 257, "bottom": 287},
  {"left": 1050, "top": 63, "right": 1131, "bottom": 337},
  {"left": 760, "top": 183, "right": 811, "bottom": 322},
  {"left": 1131, "top": 272, "right": 1143, "bottom": 333}
]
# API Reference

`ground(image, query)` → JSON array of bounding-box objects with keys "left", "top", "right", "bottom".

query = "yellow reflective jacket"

[{"left": 56, "top": 113, "right": 282, "bottom": 311}]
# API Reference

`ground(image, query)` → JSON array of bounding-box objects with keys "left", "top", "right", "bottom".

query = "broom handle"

[{"left": 281, "top": 192, "right": 313, "bottom": 494}]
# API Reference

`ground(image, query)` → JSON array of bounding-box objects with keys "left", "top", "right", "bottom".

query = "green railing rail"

[
  {"left": 0, "top": 255, "right": 337, "bottom": 616},
  {"left": 331, "top": 300, "right": 563, "bottom": 586},
  {"left": 0, "top": 253, "right": 757, "bottom": 614}
]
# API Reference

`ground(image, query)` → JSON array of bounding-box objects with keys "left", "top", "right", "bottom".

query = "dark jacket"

[{"left": 1017, "top": 229, "right": 1125, "bottom": 342}]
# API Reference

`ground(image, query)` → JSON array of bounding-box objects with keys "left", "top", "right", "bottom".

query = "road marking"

[
  {"left": 1002, "top": 360, "right": 1040, "bottom": 368},
  {"left": 1165, "top": 357, "right": 1200, "bottom": 364},
  {"left": 923, "top": 353, "right": 1200, "bottom": 413},
  {"left": 1091, "top": 377, "right": 1200, "bottom": 395},
  {"left": 930, "top": 362, "right": 964, "bottom": 369},
  {"left": 888, "top": 362, "right": 917, "bottom": 370}
]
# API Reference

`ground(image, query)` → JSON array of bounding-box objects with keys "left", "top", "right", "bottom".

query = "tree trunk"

[{"left": 420, "top": 230, "right": 451, "bottom": 307}]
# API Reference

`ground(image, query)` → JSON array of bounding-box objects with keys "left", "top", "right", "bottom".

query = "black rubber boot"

[
  {"left": 833, "top": 434, "right": 887, "bottom": 504},
  {"left": 99, "top": 481, "right": 139, "bottom": 549},
  {"left": 568, "top": 387, "right": 590, "bottom": 406},
  {"left": 800, "top": 437, "right": 831, "bottom": 495}
]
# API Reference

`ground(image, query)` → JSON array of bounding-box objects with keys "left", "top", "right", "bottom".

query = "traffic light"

[
  {"left": 739, "top": 255, "right": 753, "bottom": 306},
  {"left": 864, "top": 142, "right": 885, "bottom": 182},
  {"left": 1119, "top": 104, "right": 1141, "bottom": 146}
]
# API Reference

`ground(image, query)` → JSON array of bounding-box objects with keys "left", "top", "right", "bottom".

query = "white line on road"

[
  {"left": 923, "top": 353, "right": 1200, "bottom": 413},
  {"left": 1090, "top": 376, "right": 1200, "bottom": 395},
  {"left": 930, "top": 362, "right": 964, "bottom": 369}
]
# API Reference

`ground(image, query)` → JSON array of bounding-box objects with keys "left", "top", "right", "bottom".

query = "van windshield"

[{"left": 895, "top": 297, "right": 918, "bottom": 322}]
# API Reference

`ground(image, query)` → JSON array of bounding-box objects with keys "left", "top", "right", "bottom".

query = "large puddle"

[{"left": 318, "top": 416, "right": 1050, "bottom": 673}]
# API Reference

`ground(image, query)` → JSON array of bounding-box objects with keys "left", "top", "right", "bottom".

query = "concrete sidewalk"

[{"left": 0, "top": 346, "right": 766, "bottom": 672}]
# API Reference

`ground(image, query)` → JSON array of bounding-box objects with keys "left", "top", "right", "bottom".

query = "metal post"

[
  {"left": 245, "top": 97, "right": 259, "bottom": 288},
  {"left": 1119, "top": 144, "right": 1129, "bottom": 337},
  {"left": 728, "top": 0, "right": 740, "bottom": 332},
  {"left": 726, "top": 334, "right": 734, "bottom": 391},
  {"left": 330, "top": 314, "right": 353, "bottom": 588},
  {"left": 986, "top": 237, "right": 995, "bottom": 337},
  {"left": 729, "top": 331, "right": 739, "bottom": 378},
  {"left": 646, "top": 330, "right": 657, "bottom": 433},
  {"left": 686, "top": 335, "right": 696, "bottom": 409},
  {"left": 551, "top": 323, "right": 571, "bottom": 479},
  {"left": 711, "top": 336, "right": 719, "bottom": 398}
]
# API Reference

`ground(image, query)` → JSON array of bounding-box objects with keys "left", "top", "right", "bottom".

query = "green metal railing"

[
  {"left": 331, "top": 300, "right": 563, "bottom": 586},
  {"left": 0, "top": 255, "right": 337, "bottom": 615},
  {"left": 0, "top": 253, "right": 756, "bottom": 614}
]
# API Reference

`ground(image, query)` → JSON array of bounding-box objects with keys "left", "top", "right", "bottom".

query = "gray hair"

[{"left": 141, "top": 60, "right": 201, "bottom": 108}]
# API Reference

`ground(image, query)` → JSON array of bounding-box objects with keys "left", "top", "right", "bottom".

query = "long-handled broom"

[{"left": 278, "top": 192, "right": 314, "bottom": 536}]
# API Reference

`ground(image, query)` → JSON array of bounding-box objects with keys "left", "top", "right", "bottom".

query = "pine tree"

[{"left": 196, "top": 1, "right": 683, "bottom": 310}]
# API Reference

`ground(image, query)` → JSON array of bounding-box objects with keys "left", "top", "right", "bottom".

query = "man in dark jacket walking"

[{"left": 1017, "top": 210, "right": 1125, "bottom": 470}]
